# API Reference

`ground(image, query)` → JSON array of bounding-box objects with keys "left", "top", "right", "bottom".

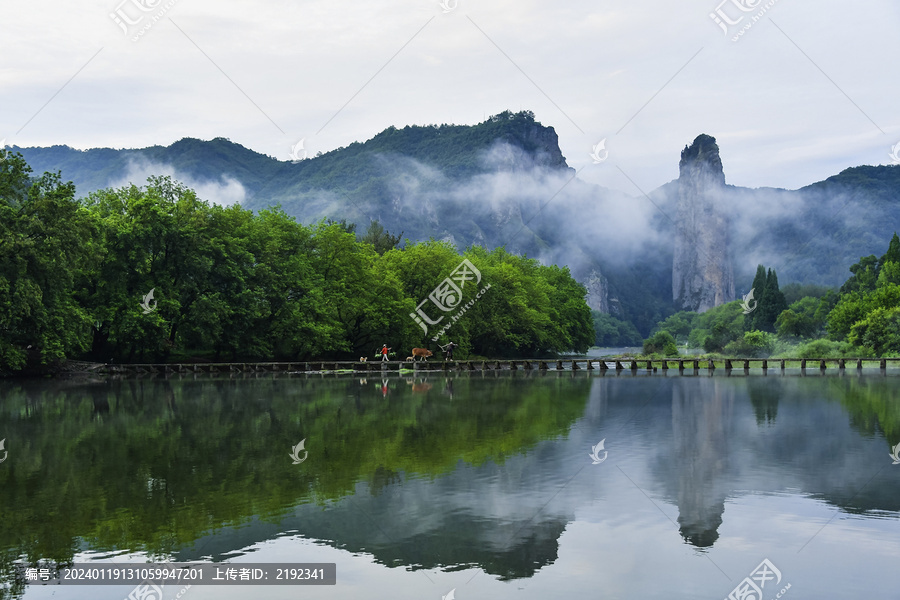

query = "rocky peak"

[
  {"left": 678, "top": 134, "right": 725, "bottom": 185},
  {"left": 672, "top": 134, "right": 734, "bottom": 312}
]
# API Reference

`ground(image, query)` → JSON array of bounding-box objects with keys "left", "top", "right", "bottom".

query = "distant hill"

[{"left": 11, "top": 111, "right": 900, "bottom": 335}]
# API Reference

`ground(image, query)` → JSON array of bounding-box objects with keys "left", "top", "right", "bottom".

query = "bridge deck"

[{"left": 99, "top": 357, "right": 900, "bottom": 375}]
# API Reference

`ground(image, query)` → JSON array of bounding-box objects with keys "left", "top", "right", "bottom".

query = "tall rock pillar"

[{"left": 672, "top": 134, "right": 734, "bottom": 312}]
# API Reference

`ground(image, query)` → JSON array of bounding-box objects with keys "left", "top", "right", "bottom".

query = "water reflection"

[{"left": 1, "top": 372, "right": 899, "bottom": 598}]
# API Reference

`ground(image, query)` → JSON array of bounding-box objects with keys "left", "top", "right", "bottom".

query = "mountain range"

[{"left": 11, "top": 110, "right": 900, "bottom": 336}]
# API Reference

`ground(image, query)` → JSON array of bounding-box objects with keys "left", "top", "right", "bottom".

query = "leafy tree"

[
  {"left": 775, "top": 294, "right": 833, "bottom": 340},
  {"left": 0, "top": 154, "right": 98, "bottom": 373},
  {"left": 692, "top": 301, "right": 745, "bottom": 352},
  {"left": 592, "top": 312, "right": 643, "bottom": 346},
  {"left": 0, "top": 155, "right": 600, "bottom": 373},
  {"left": 643, "top": 330, "right": 678, "bottom": 356},
  {"left": 840, "top": 255, "right": 879, "bottom": 295},
  {"left": 848, "top": 306, "right": 900, "bottom": 356},
  {"left": 655, "top": 311, "right": 697, "bottom": 344}
]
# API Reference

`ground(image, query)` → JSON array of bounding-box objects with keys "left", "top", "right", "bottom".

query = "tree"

[
  {"left": 775, "top": 295, "right": 830, "bottom": 339},
  {"left": 0, "top": 154, "right": 98, "bottom": 373},
  {"left": 848, "top": 306, "right": 900, "bottom": 356},
  {"left": 751, "top": 268, "right": 787, "bottom": 333},
  {"left": 745, "top": 265, "right": 767, "bottom": 331},
  {"left": 643, "top": 331, "right": 678, "bottom": 356},
  {"left": 359, "top": 220, "right": 403, "bottom": 255},
  {"left": 878, "top": 232, "right": 900, "bottom": 271},
  {"left": 593, "top": 312, "right": 643, "bottom": 346},
  {"left": 840, "top": 255, "right": 879, "bottom": 295},
  {"left": 656, "top": 311, "right": 697, "bottom": 344}
]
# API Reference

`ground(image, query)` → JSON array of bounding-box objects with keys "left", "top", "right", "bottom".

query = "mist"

[{"left": 111, "top": 157, "right": 248, "bottom": 207}]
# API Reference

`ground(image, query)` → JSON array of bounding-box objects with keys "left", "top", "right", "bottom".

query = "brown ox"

[{"left": 411, "top": 348, "right": 433, "bottom": 361}]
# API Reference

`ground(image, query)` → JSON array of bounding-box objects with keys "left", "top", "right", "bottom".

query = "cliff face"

[
  {"left": 584, "top": 269, "right": 609, "bottom": 314},
  {"left": 672, "top": 134, "right": 734, "bottom": 312}
]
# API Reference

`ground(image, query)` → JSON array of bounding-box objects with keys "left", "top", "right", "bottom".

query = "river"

[{"left": 2, "top": 370, "right": 898, "bottom": 599}]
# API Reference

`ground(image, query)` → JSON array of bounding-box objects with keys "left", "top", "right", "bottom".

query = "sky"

[{"left": 1, "top": 0, "right": 898, "bottom": 196}]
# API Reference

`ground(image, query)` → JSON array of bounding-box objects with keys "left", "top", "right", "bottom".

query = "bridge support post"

[
  {"left": 857, "top": 359, "right": 863, "bottom": 370},
  {"left": 572, "top": 360, "right": 580, "bottom": 370},
  {"left": 510, "top": 361, "right": 518, "bottom": 371},
  {"left": 839, "top": 359, "right": 846, "bottom": 369},
  {"left": 881, "top": 359, "right": 887, "bottom": 369},
  {"left": 630, "top": 361, "right": 638, "bottom": 371},
  {"left": 587, "top": 360, "right": 594, "bottom": 370},
  {"left": 820, "top": 360, "right": 826, "bottom": 370},
  {"left": 725, "top": 359, "right": 732, "bottom": 369},
  {"left": 800, "top": 360, "right": 807, "bottom": 369},
  {"left": 540, "top": 361, "right": 548, "bottom": 370},
  {"left": 743, "top": 360, "right": 750, "bottom": 369},
  {"left": 615, "top": 361, "right": 623, "bottom": 370},
  {"left": 557, "top": 360, "right": 564, "bottom": 370}
]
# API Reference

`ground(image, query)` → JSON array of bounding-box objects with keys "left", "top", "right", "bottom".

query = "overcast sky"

[{"left": 2, "top": 0, "right": 897, "bottom": 195}]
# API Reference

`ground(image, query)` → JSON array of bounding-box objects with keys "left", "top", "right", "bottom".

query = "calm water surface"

[{"left": 2, "top": 370, "right": 899, "bottom": 599}]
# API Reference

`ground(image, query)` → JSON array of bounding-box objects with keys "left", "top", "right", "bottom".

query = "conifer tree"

[
  {"left": 756, "top": 268, "right": 787, "bottom": 332},
  {"left": 745, "top": 264, "right": 767, "bottom": 331},
  {"left": 879, "top": 232, "right": 900, "bottom": 269}
]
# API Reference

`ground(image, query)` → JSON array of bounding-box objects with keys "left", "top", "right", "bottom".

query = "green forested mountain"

[{"left": 10, "top": 112, "right": 900, "bottom": 340}]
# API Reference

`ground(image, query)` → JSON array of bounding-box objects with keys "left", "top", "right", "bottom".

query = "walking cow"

[{"left": 411, "top": 348, "right": 433, "bottom": 362}]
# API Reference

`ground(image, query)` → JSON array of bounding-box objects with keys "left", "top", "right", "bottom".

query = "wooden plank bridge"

[{"left": 101, "top": 357, "right": 900, "bottom": 375}]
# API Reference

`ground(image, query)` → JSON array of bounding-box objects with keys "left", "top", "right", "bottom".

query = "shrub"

[
  {"left": 643, "top": 331, "right": 679, "bottom": 356},
  {"left": 722, "top": 330, "right": 776, "bottom": 357}
]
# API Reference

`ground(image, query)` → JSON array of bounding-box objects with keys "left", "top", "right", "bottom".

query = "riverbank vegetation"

[
  {"left": 640, "top": 234, "right": 900, "bottom": 359},
  {"left": 0, "top": 153, "right": 593, "bottom": 375}
]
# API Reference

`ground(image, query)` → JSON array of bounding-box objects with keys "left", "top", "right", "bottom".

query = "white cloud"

[
  {"left": 0, "top": 0, "right": 896, "bottom": 195},
  {"left": 110, "top": 157, "right": 247, "bottom": 206}
]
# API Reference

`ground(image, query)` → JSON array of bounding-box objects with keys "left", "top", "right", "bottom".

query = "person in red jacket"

[{"left": 381, "top": 344, "right": 391, "bottom": 362}]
